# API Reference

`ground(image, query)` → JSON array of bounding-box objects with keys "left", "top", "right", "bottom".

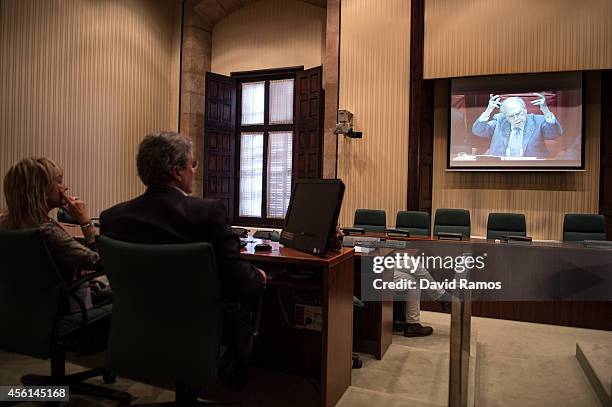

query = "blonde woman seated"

[{"left": 0, "top": 157, "right": 101, "bottom": 310}]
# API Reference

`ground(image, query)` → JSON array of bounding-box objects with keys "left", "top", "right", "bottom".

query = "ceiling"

[{"left": 191, "top": 0, "right": 326, "bottom": 31}]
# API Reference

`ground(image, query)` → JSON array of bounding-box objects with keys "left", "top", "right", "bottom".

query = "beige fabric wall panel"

[
  {"left": 0, "top": 0, "right": 181, "bottom": 217},
  {"left": 431, "top": 72, "right": 601, "bottom": 240},
  {"left": 424, "top": 0, "right": 612, "bottom": 79},
  {"left": 211, "top": 0, "right": 325, "bottom": 75},
  {"left": 337, "top": 0, "right": 410, "bottom": 228}
]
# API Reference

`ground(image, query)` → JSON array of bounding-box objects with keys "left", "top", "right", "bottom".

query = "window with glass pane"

[
  {"left": 267, "top": 132, "right": 293, "bottom": 218},
  {"left": 239, "top": 133, "right": 264, "bottom": 217},
  {"left": 241, "top": 82, "right": 265, "bottom": 125},
  {"left": 269, "top": 79, "right": 294, "bottom": 124}
]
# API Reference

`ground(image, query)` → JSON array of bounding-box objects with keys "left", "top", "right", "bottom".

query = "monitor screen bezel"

[
  {"left": 280, "top": 178, "right": 345, "bottom": 256},
  {"left": 446, "top": 70, "right": 586, "bottom": 172}
]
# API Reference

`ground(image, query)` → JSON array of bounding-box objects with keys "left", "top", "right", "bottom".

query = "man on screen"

[{"left": 472, "top": 93, "right": 563, "bottom": 158}]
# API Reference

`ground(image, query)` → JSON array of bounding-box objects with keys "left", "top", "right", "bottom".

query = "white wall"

[
  {"left": 0, "top": 0, "right": 182, "bottom": 216},
  {"left": 336, "top": 0, "right": 411, "bottom": 227}
]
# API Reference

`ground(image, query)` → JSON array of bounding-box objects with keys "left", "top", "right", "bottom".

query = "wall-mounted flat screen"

[{"left": 448, "top": 72, "right": 583, "bottom": 171}]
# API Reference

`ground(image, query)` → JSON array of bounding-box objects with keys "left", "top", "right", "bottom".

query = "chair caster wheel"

[
  {"left": 103, "top": 372, "right": 116, "bottom": 384},
  {"left": 352, "top": 356, "right": 363, "bottom": 369}
]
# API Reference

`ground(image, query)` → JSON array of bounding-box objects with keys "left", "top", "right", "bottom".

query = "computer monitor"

[{"left": 280, "top": 179, "right": 345, "bottom": 256}]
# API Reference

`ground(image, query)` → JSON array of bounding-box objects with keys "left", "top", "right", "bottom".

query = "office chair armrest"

[
  {"left": 65, "top": 270, "right": 107, "bottom": 294},
  {"left": 63, "top": 270, "right": 108, "bottom": 334},
  {"left": 63, "top": 270, "right": 110, "bottom": 347},
  {"left": 68, "top": 291, "right": 90, "bottom": 328},
  {"left": 65, "top": 289, "right": 112, "bottom": 351}
]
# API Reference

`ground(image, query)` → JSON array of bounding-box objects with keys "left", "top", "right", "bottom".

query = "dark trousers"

[{"left": 221, "top": 290, "right": 263, "bottom": 381}]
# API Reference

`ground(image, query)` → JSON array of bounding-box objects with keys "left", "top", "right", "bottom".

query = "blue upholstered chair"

[
  {"left": 354, "top": 209, "right": 386, "bottom": 232},
  {"left": 433, "top": 208, "right": 471, "bottom": 238},
  {"left": 563, "top": 213, "right": 607, "bottom": 242},
  {"left": 487, "top": 212, "right": 527, "bottom": 240},
  {"left": 395, "top": 211, "right": 431, "bottom": 237}
]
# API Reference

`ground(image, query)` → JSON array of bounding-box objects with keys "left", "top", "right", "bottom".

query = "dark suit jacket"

[
  {"left": 100, "top": 186, "right": 264, "bottom": 300},
  {"left": 472, "top": 113, "right": 563, "bottom": 158}
]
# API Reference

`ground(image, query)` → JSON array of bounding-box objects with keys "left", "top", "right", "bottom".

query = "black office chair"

[
  {"left": 487, "top": 212, "right": 527, "bottom": 240},
  {"left": 563, "top": 213, "right": 607, "bottom": 242},
  {"left": 354, "top": 209, "right": 386, "bottom": 232},
  {"left": 98, "top": 236, "right": 242, "bottom": 405},
  {"left": 433, "top": 208, "right": 471, "bottom": 238},
  {"left": 395, "top": 211, "right": 431, "bottom": 236},
  {"left": 0, "top": 229, "right": 130, "bottom": 404}
]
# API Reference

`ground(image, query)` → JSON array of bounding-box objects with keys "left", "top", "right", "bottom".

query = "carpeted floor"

[{"left": 1, "top": 311, "right": 610, "bottom": 406}]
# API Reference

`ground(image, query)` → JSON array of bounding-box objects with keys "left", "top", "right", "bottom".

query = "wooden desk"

[
  {"left": 347, "top": 232, "right": 429, "bottom": 360},
  {"left": 241, "top": 241, "right": 354, "bottom": 407},
  {"left": 410, "top": 238, "right": 612, "bottom": 330},
  {"left": 350, "top": 233, "right": 612, "bottom": 364},
  {"left": 64, "top": 224, "right": 354, "bottom": 406},
  {"left": 353, "top": 248, "right": 394, "bottom": 360}
]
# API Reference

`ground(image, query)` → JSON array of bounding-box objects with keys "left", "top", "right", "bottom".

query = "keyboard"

[{"left": 354, "top": 239, "right": 407, "bottom": 249}]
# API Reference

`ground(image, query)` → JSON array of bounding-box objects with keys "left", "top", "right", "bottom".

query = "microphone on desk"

[
  {"left": 435, "top": 232, "right": 463, "bottom": 241},
  {"left": 503, "top": 235, "right": 533, "bottom": 244},
  {"left": 582, "top": 240, "right": 612, "bottom": 249},
  {"left": 385, "top": 228, "right": 410, "bottom": 237},
  {"left": 341, "top": 227, "right": 365, "bottom": 235}
]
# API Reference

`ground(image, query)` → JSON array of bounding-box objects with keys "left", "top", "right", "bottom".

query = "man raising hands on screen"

[{"left": 472, "top": 93, "right": 563, "bottom": 158}]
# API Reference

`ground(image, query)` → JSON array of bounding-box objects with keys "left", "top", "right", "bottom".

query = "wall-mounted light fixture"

[{"left": 333, "top": 110, "right": 363, "bottom": 138}]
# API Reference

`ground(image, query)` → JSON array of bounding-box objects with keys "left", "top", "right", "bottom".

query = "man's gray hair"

[
  {"left": 137, "top": 131, "right": 192, "bottom": 187},
  {"left": 500, "top": 97, "right": 526, "bottom": 115}
]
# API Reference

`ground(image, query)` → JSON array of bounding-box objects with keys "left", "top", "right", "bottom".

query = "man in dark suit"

[
  {"left": 472, "top": 93, "right": 563, "bottom": 158},
  {"left": 100, "top": 131, "right": 265, "bottom": 299},
  {"left": 100, "top": 131, "right": 265, "bottom": 387}
]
